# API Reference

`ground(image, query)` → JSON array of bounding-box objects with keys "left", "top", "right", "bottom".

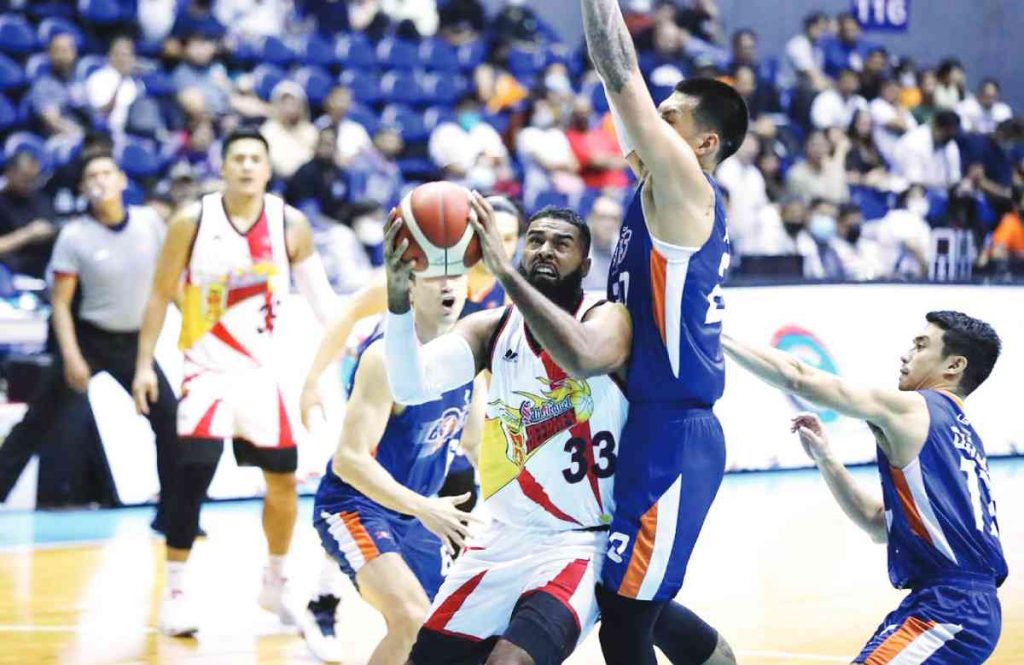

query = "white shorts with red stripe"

[
  {"left": 422, "top": 522, "right": 607, "bottom": 644},
  {"left": 177, "top": 365, "right": 298, "bottom": 448}
]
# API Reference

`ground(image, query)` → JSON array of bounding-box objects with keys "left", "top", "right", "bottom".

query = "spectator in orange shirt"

[
  {"left": 565, "top": 96, "right": 629, "bottom": 190},
  {"left": 990, "top": 191, "right": 1024, "bottom": 262}
]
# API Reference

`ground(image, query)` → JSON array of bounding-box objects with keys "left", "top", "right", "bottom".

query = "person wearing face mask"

[
  {"left": 829, "top": 203, "right": 883, "bottom": 280},
  {"left": 429, "top": 94, "right": 509, "bottom": 184},
  {"left": 747, "top": 197, "right": 824, "bottom": 278},
  {"left": 0, "top": 150, "right": 178, "bottom": 518},
  {"left": 516, "top": 98, "right": 584, "bottom": 211}
]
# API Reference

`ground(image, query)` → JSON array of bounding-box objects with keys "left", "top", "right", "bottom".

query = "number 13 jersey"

[
  {"left": 479, "top": 297, "right": 629, "bottom": 532},
  {"left": 607, "top": 174, "right": 731, "bottom": 406},
  {"left": 877, "top": 390, "right": 1008, "bottom": 589}
]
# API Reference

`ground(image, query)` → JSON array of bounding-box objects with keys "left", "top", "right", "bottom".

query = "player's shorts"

[
  {"left": 313, "top": 490, "right": 449, "bottom": 601},
  {"left": 411, "top": 522, "right": 606, "bottom": 664},
  {"left": 601, "top": 404, "right": 726, "bottom": 602},
  {"left": 854, "top": 575, "right": 1001, "bottom": 664},
  {"left": 177, "top": 365, "right": 299, "bottom": 451}
]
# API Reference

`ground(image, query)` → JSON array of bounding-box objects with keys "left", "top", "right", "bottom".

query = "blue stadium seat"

[
  {"left": 4, "top": 132, "right": 48, "bottom": 167},
  {"left": 346, "top": 103, "right": 379, "bottom": 135},
  {"left": 260, "top": 36, "right": 295, "bottom": 68},
  {"left": 397, "top": 158, "right": 438, "bottom": 181},
  {"left": 25, "top": 53, "right": 51, "bottom": 81},
  {"left": 577, "top": 188, "right": 603, "bottom": 219},
  {"left": 506, "top": 46, "right": 546, "bottom": 79},
  {"left": 341, "top": 70, "right": 381, "bottom": 105},
  {"left": 37, "top": 17, "right": 84, "bottom": 48},
  {"left": 303, "top": 33, "right": 338, "bottom": 69},
  {"left": 116, "top": 138, "right": 163, "bottom": 180},
  {"left": 380, "top": 71, "right": 421, "bottom": 106},
  {"left": 377, "top": 38, "right": 419, "bottom": 71},
  {"left": 252, "top": 64, "right": 286, "bottom": 102},
  {"left": 337, "top": 33, "right": 377, "bottom": 70},
  {"left": 420, "top": 73, "right": 463, "bottom": 107},
  {"left": 381, "top": 104, "right": 428, "bottom": 142},
  {"left": 419, "top": 39, "right": 459, "bottom": 73},
  {"left": 140, "top": 70, "right": 175, "bottom": 97},
  {"left": 26, "top": 3, "right": 76, "bottom": 20},
  {"left": 0, "top": 15, "right": 38, "bottom": 56},
  {"left": 231, "top": 39, "right": 262, "bottom": 68},
  {"left": 293, "top": 65, "right": 333, "bottom": 108},
  {"left": 530, "top": 191, "right": 570, "bottom": 214},
  {"left": 0, "top": 95, "right": 16, "bottom": 131},
  {"left": 422, "top": 106, "right": 455, "bottom": 132},
  {"left": 588, "top": 82, "right": 610, "bottom": 115},
  {"left": 483, "top": 112, "right": 510, "bottom": 135},
  {"left": 455, "top": 40, "right": 486, "bottom": 72},
  {"left": 77, "top": 0, "right": 125, "bottom": 25},
  {"left": 850, "top": 185, "right": 891, "bottom": 221},
  {"left": 75, "top": 55, "right": 107, "bottom": 81},
  {"left": 0, "top": 54, "right": 25, "bottom": 91},
  {"left": 45, "top": 134, "right": 82, "bottom": 169},
  {"left": 123, "top": 178, "right": 146, "bottom": 205}
]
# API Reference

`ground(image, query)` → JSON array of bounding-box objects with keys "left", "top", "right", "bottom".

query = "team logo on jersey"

[
  {"left": 771, "top": 326, "right": 840, "bottom": 424},
  {"left": 480, "top": 378, "right": 594, "bottom": 498},
  {"left": 418, "top": 391, "right": 473, "bottom": 456}
]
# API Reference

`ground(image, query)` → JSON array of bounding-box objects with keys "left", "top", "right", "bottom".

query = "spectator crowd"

[{"left": 0, "top": 0, "right": 1022, "bottom": 302}]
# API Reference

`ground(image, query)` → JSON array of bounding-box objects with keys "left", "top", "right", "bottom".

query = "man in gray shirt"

[{"left": 0, "top": 150, "right": 179, "bottom": 526}]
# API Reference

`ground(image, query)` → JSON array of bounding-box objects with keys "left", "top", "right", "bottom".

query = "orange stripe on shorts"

[
  {"left": 340, "top": 511, "right": 380, "bottom": 561},
  {"left": 865, "top": 616, "right": 935, "bottom": 664},
  {"left": 618, "top": 501, "right": 658, "bottom": 598}
]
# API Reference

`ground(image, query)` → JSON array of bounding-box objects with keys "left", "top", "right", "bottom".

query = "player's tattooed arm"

[{"left": 581, "top": 0, "right": 637, "bottom": 94}]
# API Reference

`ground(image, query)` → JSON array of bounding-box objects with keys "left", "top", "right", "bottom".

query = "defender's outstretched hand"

[{"left": 791, "top": 413, "right": 833, "bottom": 465}]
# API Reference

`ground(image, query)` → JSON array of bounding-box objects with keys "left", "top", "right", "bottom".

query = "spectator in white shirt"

[
  {"left": 381, "top": 0, "right": 439, "bottom": 37},
  {"left": 214, "top": 0, "right": 290, "bottom": 39},
  {"left": 320, "top": 85, "right": 373, "bottom": 167},
  {"left": 743, "top": 198, "right": 824, "bottom": 278},
  {"left": 716, "top": 133, "right": 768, "bottom": 255},
  {"left": 956, "top": 79, "right": 1013, "bottom": 135},
  {"left": 260, "top": 81, "right": 318, "bottom": 179},
  {"left": 869, "top": 78, "right": 917, "bottom": 165},
  {"left": 864, "top": 184, "right": 933, "bottom": 279},
  {"left": 86, "top": 35, "right": 141, "bottom": 138},
  {"left": 934, "top": 58, "right": 966, "bottom": 110},
  {"left": 429, "top": 94, "right": 509, "bottom": 185},
  {"left": 894, "top": 110, "right": 962, "bottom": 189},
  {"left": 830, "top": 203, "right": 883, "bottom": 280},
  {"left": 786, "top": 129, "right": 850, "bottom": 204},
  {"left": 516, "top": 97, "right": 584, "bottom": 210},
  {"left": 780, "top": 12, "right": 830, "bottom": 91},
  {"left": 811, "top": 68, "right": 868, "bottom": 131},
  {"left": 582, "top": 194, "right": 624, "bottom": 292}
]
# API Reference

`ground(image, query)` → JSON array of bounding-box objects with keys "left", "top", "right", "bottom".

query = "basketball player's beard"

[{"left": 519, "top": 264, "right": 585, "bottom": 312}]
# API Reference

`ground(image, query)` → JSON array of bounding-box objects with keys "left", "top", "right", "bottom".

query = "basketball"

[{"left": 394, "top": 181, "right": 483, "bottom": 277}]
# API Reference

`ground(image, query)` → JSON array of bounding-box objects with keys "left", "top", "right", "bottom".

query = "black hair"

[
  {"left": 838, "top": 202, "right": 861, "bottom": 220},
  {"left": 77, "top": 149, "right": 120, "bottom": 187},
  {"left": 933, "top": 110, "right": 961, "bottom": 132},
  {"left": 731, "top": 28, "right": 756, "bottom": 44},
  {"left": 527, "top": 206, "right": 591, "bottom": 255},
  {"left": 803, "top": 12, "right": 827, "bottom": 31},
  {"left": 937, "top": 58, "right": 963, "bottom": 78},
  {"left": 672, "top": 77, "right": 749, "bottom": 166},
  {"left": 978, "top": 77, "right": 1001, "bottom": 92},
  {"left": 221, "top": 127, "right": 270, "bottom": 159},
  {"left": 4, "top": 150, "right": 38, "bottom": 171},
  {"left": 925, "top": 311, "right": 1001, "bottom": 395}
]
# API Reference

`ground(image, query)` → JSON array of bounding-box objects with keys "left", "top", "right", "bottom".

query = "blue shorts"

[
  {"left": 854, "top": 577, "right": 1001, "bottom": 664},
  {"left": 600, "top": 405, "right": 726, "bottom": 602},
  {"left": 313, "top": 492, "right": 449, "bottom": 601}
]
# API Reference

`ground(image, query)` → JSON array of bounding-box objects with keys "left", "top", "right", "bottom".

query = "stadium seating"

[
  {"left": 293, "top": 65, "right": 333, "bottom": 108},
  {"left": 0, "top": 14, "right": 38, "bottom": 56},
  {"left": 36, "top": 17, "right": 83, "bottom": 47}
]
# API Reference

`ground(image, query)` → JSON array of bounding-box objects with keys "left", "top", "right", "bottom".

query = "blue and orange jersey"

[
  {"left": 877, "top": 390, "right": 1008, "bottom": 589},
  {"left": 462, "top": 278, "right": 507, "bottom": 317},
  {"left": 607, "top": 174, "right": 731, "bottom": 406},
  {"left": 320, "top": 324, "right": 476, "bottom": 506}
]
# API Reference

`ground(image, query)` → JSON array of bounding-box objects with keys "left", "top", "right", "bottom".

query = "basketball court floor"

[{"left": 2, "top": 459, "right": 1022, "bottom": 664}]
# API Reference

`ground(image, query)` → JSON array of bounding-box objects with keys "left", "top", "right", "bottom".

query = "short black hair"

[
  {"left": 978, "top": 77, "right": 1001, "bottom": 92},
  {"left": 933, "top": 110, "right": 961, "bottom": 132},
  {"left": 4, "top": 150, "right": 39, "bottom": 172},
  {"left": 838, "top": 202, "right": 861, "bottom": 220},
  {"left": 925, "top": 311, "right": 1001, "bottom": 395},
  {"left": 221, "top": 127, "right": 270, "bottom": 159},
  {"left": 527, "top": 206, "right": 591, "bottom": 255},
  {"left": 673, "top": 77, "right": 749, "bottom": 166}
]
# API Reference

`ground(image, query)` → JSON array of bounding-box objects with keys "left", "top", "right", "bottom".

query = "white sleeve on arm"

[
  {"left": 609, "top": 103, "right": 636, "bottom": 158},
  {"left": 293, "top": 253, "right": 340, "bottom": 326},
  {"left": 384, "top": 311, "right": 477, "bottom": 405}
]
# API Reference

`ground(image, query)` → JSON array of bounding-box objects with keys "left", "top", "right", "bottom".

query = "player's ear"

[
  {"left": 581, "top": 257, "right": 591, "bottom": 279},
  {"left": 947, "top": 354, "right": 967, "bottom": 381}
]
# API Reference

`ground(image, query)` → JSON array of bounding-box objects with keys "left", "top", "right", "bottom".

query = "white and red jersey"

[
  {"left": 479, "top": 296, "right": 628, "bottom": 532},
  {"left": 180, "top": 193, "right": 291, "bottom": 373}
]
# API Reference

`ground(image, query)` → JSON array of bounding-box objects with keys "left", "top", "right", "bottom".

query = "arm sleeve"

[
  {"left": 292, "top": 253, "right": 340, "bottom": 326},
  {"left": 609, "top": 104, "right": 636, "bottom": 158},
  {"left": 383, "top": 310, "right": 476, "bottom": 405}
]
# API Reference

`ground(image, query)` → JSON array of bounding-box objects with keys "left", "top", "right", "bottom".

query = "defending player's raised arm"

[
  {"left": 132, "top": 203, "right": 199, "bottom": 415},
  {"left": 722, "top": 334, "right": 927, "bottom": 459},
  {"left": 284, "top": 205, "right": 341, "bottom": 327},
  {"left": 581, "top": 0, "right": 714, "bottom": 246}
]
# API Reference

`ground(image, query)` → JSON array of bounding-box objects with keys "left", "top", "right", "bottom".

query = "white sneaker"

[
  {"left": 297, "top": 594, "right": 344, "bottom": 663},
  {"left": 258, "top": 570, "right": 297, "bottom": 625},
  {"left": 159, "top": 590, "right": 199, "bottom": 637}
]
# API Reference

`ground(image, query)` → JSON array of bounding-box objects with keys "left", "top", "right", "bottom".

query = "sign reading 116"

[{"left": 851, "top": 0, "right": 910, "bottom": 31}]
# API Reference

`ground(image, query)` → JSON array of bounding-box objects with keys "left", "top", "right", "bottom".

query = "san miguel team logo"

[{"left": 489, "top": 378, "right": 594, "bottom": 467}]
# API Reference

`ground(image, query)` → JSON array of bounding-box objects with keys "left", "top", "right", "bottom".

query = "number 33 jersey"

[
  {"left": 479, "top": 297, "right": 628, "bottom": 532},
  {"left": 877, "top": 390, "right": 1008, "bottom": 589}
]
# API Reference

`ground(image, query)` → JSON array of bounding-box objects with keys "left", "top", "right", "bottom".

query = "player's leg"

[
  {"left": 598, "top": 409, "right": 728, "bottom": 665},
  {"left": 653, "top": 601, "right": 735, "bottom": 665},
  {"left": 359, "top": 553, "right": 434, "bottom": 665}
]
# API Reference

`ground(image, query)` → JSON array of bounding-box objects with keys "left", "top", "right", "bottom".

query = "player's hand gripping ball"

[{"left": 392, "top": 181, "right": 483, "bottom": 277}]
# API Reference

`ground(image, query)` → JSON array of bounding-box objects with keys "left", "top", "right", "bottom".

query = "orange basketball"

[{"left": 395, "top": 182, "right": 482, "bottom": 277}]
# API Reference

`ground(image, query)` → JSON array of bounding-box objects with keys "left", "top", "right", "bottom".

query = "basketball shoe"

[
  {"left": 258, "top": 567, "right": 297, "bottom": 625},
  {"left": 159, "top": 590, "right": 199, "bottom": 637},
  {"left": 297, "top": 594, "right": 343, "bottom": 663}
]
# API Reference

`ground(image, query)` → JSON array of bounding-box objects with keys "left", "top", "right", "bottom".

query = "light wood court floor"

[{"left": 2, "top": 460, "right": 1022, "bottom": 664}]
